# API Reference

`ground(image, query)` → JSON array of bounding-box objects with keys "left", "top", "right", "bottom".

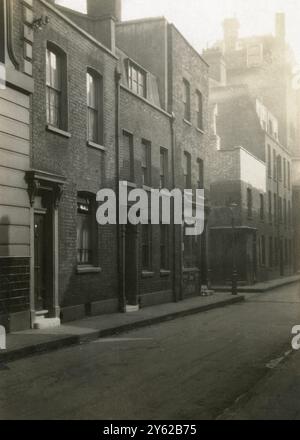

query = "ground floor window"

[
  {"left": 269, "top": 237, "right": 273, "bottom": 268},
  {"left": 141, "top": 225, "right": 152, "bottom": 270},
  {"left": 77, "top": 194, "right": 96, "bottom": 265},
  {"left": 183, "top": 230, "right": 198, "bottom": 268},
  {"left": 160, "top": 224, "right": 169, "bottom": 270}
]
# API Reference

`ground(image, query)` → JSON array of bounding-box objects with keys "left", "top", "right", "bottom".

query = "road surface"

[{"left": 0, "top": 284, "right": 300, "bottom": 420}]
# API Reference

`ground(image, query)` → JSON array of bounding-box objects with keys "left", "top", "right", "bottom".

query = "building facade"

[
  {"left": 0, "top": 0, "right": 34, "bottom": 331},
  {"left": 203, "top": 14, "right": 296, "bottom": 286},
  {"left": 0, "top": 0, "right": 210, "bottom": 332}
]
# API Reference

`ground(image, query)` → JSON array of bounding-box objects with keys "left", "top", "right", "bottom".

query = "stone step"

[
  {"left": 35, "top": 310, "right": 49, "bottom": 317},
  {"left": 33, "top": 317, "right": 61, "bottom": 330},
  {"left": 125, "top": 305, "right": 140, "bottom": 313}
]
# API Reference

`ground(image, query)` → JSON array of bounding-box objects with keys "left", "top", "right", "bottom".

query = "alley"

[{"left": 0, "top": 284, "right": 300, "bottom": 420}]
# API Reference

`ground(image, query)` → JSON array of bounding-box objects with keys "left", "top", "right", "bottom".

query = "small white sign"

[
  {"left": 0, "top": 325, "right": 6, "bottom": 350},
  {"left": 0, "top": 62, "right": 6, "bottom": 90}
]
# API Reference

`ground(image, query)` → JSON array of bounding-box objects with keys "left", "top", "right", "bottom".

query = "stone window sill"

[
  {"left": 142, "top": 270, "right": 155, "bottom": 279},
  {"left": 76, "top": 265, "right": 102, "bottom": 274},
  {"left": 87, "top": 140, "right": 106, "bottom": 152},
  {"left": 196, "top": 127, "right": 205, "bottom": 134},
  {"left": 46, "top": 124, "right": 71, "bottom": 139},
  {"left": 183, "top": 267, "right": 200, "bottom": 273},
  {"left": 160, "top": 269, "right": 171, "bottom": 277}
]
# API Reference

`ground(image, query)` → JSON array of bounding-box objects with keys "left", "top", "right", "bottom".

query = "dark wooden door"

[
  {"left": 125, "top": 225, "right": 138, "bottom": 306},
  {"left": 34, "top": 214, "right": 47, "bottom": 310}
]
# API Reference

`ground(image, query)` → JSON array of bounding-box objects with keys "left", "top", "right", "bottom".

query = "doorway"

[
  {"left": 124, "top": 224, "right": 138, "bottom": 306},
  {"left": 34, "top": 211, "right": 53, "bottom": 311}
]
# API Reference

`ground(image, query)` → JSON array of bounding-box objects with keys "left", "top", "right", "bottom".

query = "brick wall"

[{"left": 30, "top": 1, "right": 119, "bottom": 316}]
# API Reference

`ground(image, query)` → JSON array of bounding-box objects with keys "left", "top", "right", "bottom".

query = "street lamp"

[{"left": 229, "top": 203, "right": 238, "bottom": 296}]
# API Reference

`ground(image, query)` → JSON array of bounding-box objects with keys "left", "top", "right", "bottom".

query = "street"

[{"left": 0, "top": 284, "right": 300, "bottom": 420}]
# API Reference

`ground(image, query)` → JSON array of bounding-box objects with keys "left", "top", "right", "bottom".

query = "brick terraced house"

[{"left": 0, "top": 0, "right": 210, "bottom": 331}]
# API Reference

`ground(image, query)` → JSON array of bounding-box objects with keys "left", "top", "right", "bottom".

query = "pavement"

[
  {"left": 1, "top": 275, "right": 299, "bottom": 365},
  {"left": 0, "top": 282, "right": 299, "bottom": 420},
  {"left": 0, "top": 292, "right": 244, "bottom": 364},
  {"left": 213, "top": 274, "right": 300, "bottom": 293}
]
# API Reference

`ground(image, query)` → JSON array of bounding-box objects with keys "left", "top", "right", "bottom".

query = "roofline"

[
  {"left": 116, "top": 16, "right": 167, "bottom": 26},
  {"left": 219, "top": 146, "right": 266, "bottom": 166},
  {"left": 117, "top": 17, "right": 209, "bottom": 68},
  {"left": 39, "top": 0, "right": 118, "bottom": 60},
  {"left": 168, "top": 23, "right": 209, "bottom": 67}
]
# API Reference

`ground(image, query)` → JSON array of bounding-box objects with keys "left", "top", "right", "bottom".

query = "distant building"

[{"left": 204, "top": 13, "right": 295, "bottom": 285}]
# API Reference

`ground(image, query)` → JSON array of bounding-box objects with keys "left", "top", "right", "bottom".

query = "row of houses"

[{"left": 0, "top": 0, "right": 299, "bottom": 332}]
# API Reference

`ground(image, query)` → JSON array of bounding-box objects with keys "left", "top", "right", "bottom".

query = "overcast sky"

[{"left": 57, "top": 0, "right": 300, "bottom": 63}]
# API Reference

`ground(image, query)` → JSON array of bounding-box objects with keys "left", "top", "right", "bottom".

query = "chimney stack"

[
  {"left": 223, "top": 18, "right": 239, "bottom": 52},
  {"left": 87, "top": 0, "right": 122, "bottom": 22},
  {"left": 86, "top": 0, "right": 122, "bottom": 52}
]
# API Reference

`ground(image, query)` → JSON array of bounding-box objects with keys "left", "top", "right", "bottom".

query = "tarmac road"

[{"left": 0, "top": 283, "right": 300, "bottom": 420}]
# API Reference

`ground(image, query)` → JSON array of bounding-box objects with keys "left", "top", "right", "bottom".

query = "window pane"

[
  {"left": 47, "top": 50, "right": 60, "bottom": 90},
  {"left": 88, "top": 108, "right": 98, "bottom": 142},
  {"left": 87, "top": 72, "right": 97, "bottom": 109},
  {"left": 77, "top": 198, "right": 93, "bottom": 265},
  {"left": 142, "top": 225, "right": 151, "bottom": 270}
]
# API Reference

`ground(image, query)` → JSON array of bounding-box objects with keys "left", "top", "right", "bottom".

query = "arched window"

[
  {"left": 46, "top": 42, "right": 67, "bottom": 130},
  {"left": 87, "top": 69, "right": 103, "bottom": 145}
]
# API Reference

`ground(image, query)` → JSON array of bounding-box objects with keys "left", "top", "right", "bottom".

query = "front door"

[
  {"left": 124, "top": 225, "right": 138, "bottom": 306},
  {"left": 34, "top": 212, "right": 53, "bottom": 311}
]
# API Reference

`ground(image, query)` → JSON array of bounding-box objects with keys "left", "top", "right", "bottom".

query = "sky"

[{"left": 57, "top": 0, "right": 300, "bottom": 63}]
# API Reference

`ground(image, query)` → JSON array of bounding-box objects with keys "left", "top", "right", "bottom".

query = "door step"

[
  {"left": 35, "top": 310, "right": 49, "bottom": 317},
  {"left": 34, "top": 316, "right": 61, "bottom": 330},
  {"left": 125, "top": 304, "right": 140, "bottom": 313}
]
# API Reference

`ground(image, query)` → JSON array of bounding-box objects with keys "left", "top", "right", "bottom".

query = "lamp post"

[{"left": 229, "top": 203, "right": 238, "bottom": 296}]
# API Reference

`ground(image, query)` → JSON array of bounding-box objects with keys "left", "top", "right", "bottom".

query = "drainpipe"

[{"left": 115, "top": 66, "right": 126, "bottom": 312}]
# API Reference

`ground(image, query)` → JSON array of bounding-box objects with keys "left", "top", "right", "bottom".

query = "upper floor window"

[
  {"left": 273, "top": 150, "right": 277, "bottom": 181},
  {"left": 46, "top": 44, "right": 67, "bottom": 130},
  {"left": 247, "top": 44, "right": 263, "bottom": 67},
  {"left": 128, "top": 60, "right": 146, "bottom": 98},
  {"left": 274, "top": 193, "right": 277, "bottom": 224},
  {"left": 141, "top": 139, "right": 151, "bottom": 186},
  {"left": 260, "top": 194, "right": 264, "bottom": 221},
  {"left": 197, "top": 159, "right": 204, "bottom": 189},
  {"left": 267, "top": 144, "right": 272, "bottom": 178},
  {"left": 196, "top": 90, "right": 203, "bottom": 130},
  {"left": 183, "top": 152, "right": 191, "bottom": 188},
  {"left": 121, "top": 130, "right": 134, "bottom": 182},
  {"left": 87, "top": 70, "right": 103, "bottom": 144},
  {"left": 247, "top": 188, "right": 253, "bottom": 219},
  {"left": 183, "top": 79, "right": 191, "bottom": 122},
  {"left": 160, "top": 148, "right": 168, "bottom": 189},
  {"left": 277, "top": 155, "right": 282, "bottom": 182},
  {"left": 268, "top": 119, "right": 273, "bottom": 137},
  {"left": 77, "top": 193, "right": 97, "bottom": 266},
  {"left": 283, "top": 158, "right": 287, "bottom": 187},
  {"left": 268, "top": 191, "right": 272, "bottom": 224}
]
